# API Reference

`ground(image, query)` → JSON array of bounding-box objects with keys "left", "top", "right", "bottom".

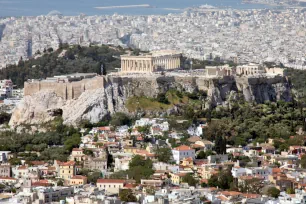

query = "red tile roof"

[
  {"left": 71, "top": 175, "right": 87, "bottom": 180},
  {"left": 97, "top": 179, "right": 125, "bottom": 184},
  {"left": 221, "top": 191, "right": 243, "bottom": 196},
  {"left": 30, "top": 161, "right": 46, "bottom": 166},
  {"left": 17, "top": 166, "right": 27, "bottom": 170},
  {"left": 124, "top": 183, "right": 137, "bottom": 188},
  {"left": 32, "top": 182, "right": 52, "bottom": 187},
  {"left": 173, "top": 145, "right": 193, "bottom": 151},
  {"left": 58, "top": 161, "right": 76, "bottom": 166},
  {"left": 0, "top": 176, "right": 16, "bottom": 180},
  {"left": 99, "top": 127, "right": 111, "bottom": 131}
]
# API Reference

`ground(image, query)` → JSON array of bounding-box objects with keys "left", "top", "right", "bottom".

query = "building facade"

[
  {"left": 96, "top": 179, "right": 125, "bottom": 195},
  {"left": 84, "top": 158, "right": 107, "bottom": 174},
  {"left": 0, "top": 165, "right": 11, "bottom": 177},
  {"left": 69, "top": 175, "right": 87, "bottom": 186},
  {"left": 172, "top": 145, "right": 195, "bottom": 164},
  {"left": 236, "top": 63, "right": 265, "bottom": 76},
  {"left": 57, "top": 161, "right": 76, "bottom": 180},
  {"left": 121, "top": 50, "right": 181, "bottom": 73}
]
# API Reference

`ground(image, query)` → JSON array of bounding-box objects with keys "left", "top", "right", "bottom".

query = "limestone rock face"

[
  {"left": 9, "top": 91, "right": 65, "bottom": 127},
  {"left": 9, "top": 75, "right": 292, "bottom": 127}
]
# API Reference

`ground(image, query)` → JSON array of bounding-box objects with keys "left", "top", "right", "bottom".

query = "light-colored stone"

[{"left": 9, "top": 75, "right": 292, "bottom": 128}]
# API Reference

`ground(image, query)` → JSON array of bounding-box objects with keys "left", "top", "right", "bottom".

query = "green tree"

[
  {"left": 301, "top": 154, "right": 306, "bottom": 168},
  {"left": 9, "top": 158, "right": 21, "bottom": 165},
  {"left": 129, "top": 155, "right": 152, "bottom": 169},
  {"left": 137, "top": 125, "right": 150, "bottom": 135},
  {"left": 286, "top": 188, "right": 295, "bottom": 194},
  {"left": 83, "top": 149, "right": 94, "bottom": 156},
  {"left": 182, "top": 173, "right": 198, "bottom": 186},
  {"left": 93, "top": 135, "right": 98, "bottom": 142},
  {"left": 88, "top": 171, "right": 102, "bottom": 183},
  {"left": 119, "top": 189, "right": 137, "bottom": 202},
  {"left": 57, "top": 179, "right": 64, "bottom": 186},
  {"left": 196, "top": 150, "right": 214, "bottom": 159},
  {"left": 111, "top": 155, "right": 155, "bottom": 183},
  {"left": 208, "top": 168, "right": 234, "bottom": 189},
  {"left": 64, "top": 133, "right": 81, "bottom": 152},
  {"left": 157, "top": 93, "right": 169, "bottom": 104},
  {"left": 0, "top": 112, "right": 10, "bottom": 124},
  {"left": 197, "top": 151, "right": 206, "bottom": 159},
  {"left": 155, "top": 147, "right": 172, "bottom": 163},
  {"left": 267, "top": 187, "right": 280, "bottom": 198},
  {"left": 214, "top": 135, "right": 226, "bottom": 154},
  {"left": 110, "top": 112, "right": 131, "bottom": 127}
]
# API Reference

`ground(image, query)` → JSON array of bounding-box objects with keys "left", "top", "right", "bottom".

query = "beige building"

[
  {"left": 57, "top": 161, "right": 76, "bottom": 181},
  {"left": 84, "top": 157, "right": 107, "bottom": 173},
  {"left": 96, "top": 179, "right": 126, "bottom": 195},
  {"left": 0, "top": 165, "right": 10, "bottom": 177},
  {"left": 121, "top": 50, "right": 181, "bottom": 73},
  {"left": 69, "top": 175, "right": 87, "bottom": 186},
  {"left": 69, "top": 148, "right": 85, "bottom": 162}
]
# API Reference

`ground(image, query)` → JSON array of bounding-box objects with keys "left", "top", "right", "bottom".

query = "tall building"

[{"left": 0, "top": 80, "right": 13, "bottom": 98}]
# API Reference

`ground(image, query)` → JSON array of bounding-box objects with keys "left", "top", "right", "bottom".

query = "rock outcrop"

[{"left": 9, "top": 75, "right": 292, "bottom": 127}]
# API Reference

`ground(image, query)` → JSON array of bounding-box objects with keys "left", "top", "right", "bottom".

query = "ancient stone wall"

[{"left": 24, "top": 76, "right": 105, "bottom": 99}]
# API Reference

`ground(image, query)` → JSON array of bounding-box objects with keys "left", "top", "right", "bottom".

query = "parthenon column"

[
  {"left": 128, "top": 60, "right": 131, "bottom": 71},
  {"left": 145, "top": 60, "right": 148, "bottom": 72},
  {"left": 167, "top": 58, "right": 170, "bottom": 69}
]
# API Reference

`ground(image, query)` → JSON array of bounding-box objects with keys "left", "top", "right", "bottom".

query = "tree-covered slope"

[{"left": 0, "top": 44, "right": 124, "bottom": 87}]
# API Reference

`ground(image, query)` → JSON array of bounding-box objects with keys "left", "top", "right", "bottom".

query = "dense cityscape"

[
  {"left": 2, "top": 8, "right": 306, "bottom": 69},
  {"left": 1, "top": 1, "right": 306, "bottom": 204}
]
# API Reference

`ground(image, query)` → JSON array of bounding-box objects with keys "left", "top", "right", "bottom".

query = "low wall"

[{"left": 24, "top": 76, "right": 105, "bottom": 100}]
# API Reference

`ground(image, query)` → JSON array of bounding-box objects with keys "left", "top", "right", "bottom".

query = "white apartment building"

[
  {"left": 0, "top": 80, "right": 13, "bottom": 98},
  {"left": 231, "top": 166, "right": 272, "bottom": 179},
  {"left": 172, "top": 145, "right": 195, "bottom": 164}
]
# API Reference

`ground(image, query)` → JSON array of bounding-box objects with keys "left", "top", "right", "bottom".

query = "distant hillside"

[
  {"left": 286, "top": 68, "right": 306, "bottom": 102},
  {"left": 0, "top": 44, "right": 124, "bottom": 88}
]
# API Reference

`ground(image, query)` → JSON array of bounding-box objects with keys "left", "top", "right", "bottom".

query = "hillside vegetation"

[
  {"left": 125, "top": 89, "right": 206, "bottom": 112},
  {"left": 286, "top": 68, "right": 306, "bottom": 102},
  {"left": 0, "top": 44, "right": 124, "bottom": 87}
]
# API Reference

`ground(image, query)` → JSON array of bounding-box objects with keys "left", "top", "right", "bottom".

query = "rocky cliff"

[{"left": 9, "top": 74, "right": 292, "bottom": 127}]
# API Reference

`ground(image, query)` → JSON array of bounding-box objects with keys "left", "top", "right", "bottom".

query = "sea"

[{"left": 0, "top": 0, "right": 274, "bottom": 17}]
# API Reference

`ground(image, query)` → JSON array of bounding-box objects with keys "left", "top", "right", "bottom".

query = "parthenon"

[{"left": 121, "top": 50, "right": 181, "bottom": 73}]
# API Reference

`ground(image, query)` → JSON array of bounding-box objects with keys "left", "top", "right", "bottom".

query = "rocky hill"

[{"left": 9, "top": 73, "right": 291, "bottom": 128}]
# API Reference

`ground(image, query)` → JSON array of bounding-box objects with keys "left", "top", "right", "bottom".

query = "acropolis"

[{"left": 120, "top": 50, "right": 181, "bottom": 73}]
